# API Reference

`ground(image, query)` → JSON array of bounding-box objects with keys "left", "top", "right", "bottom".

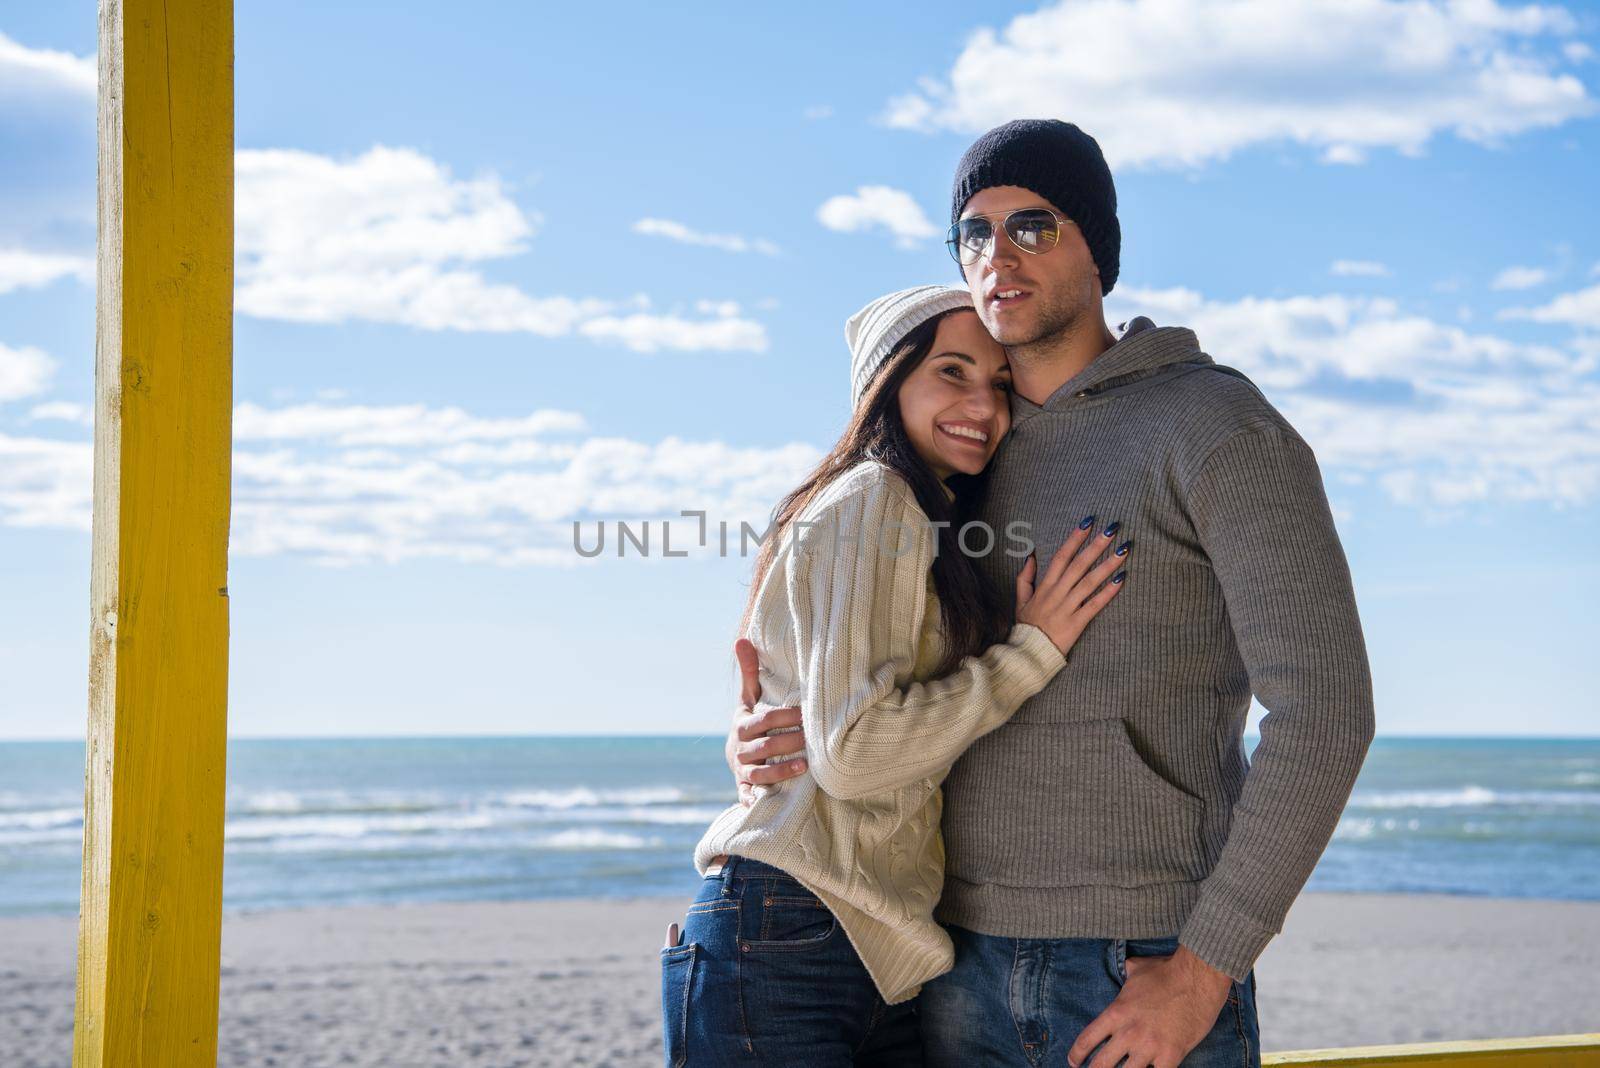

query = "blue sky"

[{"left": 1, "top": 1, "right": 1597, "bottom": 739}]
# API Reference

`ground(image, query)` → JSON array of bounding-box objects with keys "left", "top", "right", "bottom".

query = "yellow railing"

[{"left": 1267, "top": 1034, "right": 1600, "bottom": 1067}]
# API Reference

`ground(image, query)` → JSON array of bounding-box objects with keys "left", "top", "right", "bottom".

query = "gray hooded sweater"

[{"left": 936, "top": 318, "right": 1376, "bottom": 981}]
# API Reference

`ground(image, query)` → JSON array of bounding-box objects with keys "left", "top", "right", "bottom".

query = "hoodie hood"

[{"left": 1010, "top": 316, "right": 1217, "bottom": 425}]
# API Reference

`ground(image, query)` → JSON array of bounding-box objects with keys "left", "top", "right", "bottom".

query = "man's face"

[{"left": 959, "top": 185, "right": 1101, "bottom": 349}]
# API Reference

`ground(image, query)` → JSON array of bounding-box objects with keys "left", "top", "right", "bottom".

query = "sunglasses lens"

[
  {"left": 1005, "top": 210, "right": 1061, "bottom": 254},
  {"left": 947, "top": 219, "right": 993, "bottom": 265}
]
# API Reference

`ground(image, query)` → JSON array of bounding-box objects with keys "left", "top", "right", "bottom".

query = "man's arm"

[
  {"left": 1070, "top": 424, "right": 1375, "bottom": 1068},
  {"left": 724, "top": 638, "right": 807, "bottom": 806},
  {"left": 1174, "top": 424, "right": 1376, "bottom": 979}
]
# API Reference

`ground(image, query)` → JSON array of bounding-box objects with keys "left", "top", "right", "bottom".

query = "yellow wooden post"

[
  {"left": 1265, "top": 1034, "right": 1600, "bottom": 1067},
  {"left": 74, "top": 0, "right": 233, "bottom": 1064}
]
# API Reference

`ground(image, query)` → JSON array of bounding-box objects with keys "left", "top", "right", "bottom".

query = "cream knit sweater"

[{"left": 693, "top": 459, "right": 1067, "bottom": 1005}]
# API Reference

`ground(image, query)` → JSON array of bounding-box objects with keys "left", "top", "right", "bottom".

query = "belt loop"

[{"left": 718, "top": 855, "right": 738, "bottom": 895}]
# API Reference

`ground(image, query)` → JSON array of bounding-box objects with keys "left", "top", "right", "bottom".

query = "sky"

[{"left": 1, "top": 0, "right": 1597, "bottom": 739}]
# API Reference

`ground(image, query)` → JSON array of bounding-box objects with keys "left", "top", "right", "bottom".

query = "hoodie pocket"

[{"left": 944, "top": 717, "right": 1210, "bottom": 888}]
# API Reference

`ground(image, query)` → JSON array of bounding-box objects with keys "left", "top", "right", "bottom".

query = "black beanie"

[{"left": 950, "top": 119, "right": 1121, "bottom": 296}]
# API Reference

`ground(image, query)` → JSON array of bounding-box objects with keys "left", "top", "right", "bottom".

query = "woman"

[{"left": 661, "top": 285, "right": 1130, "bottom": 1066}]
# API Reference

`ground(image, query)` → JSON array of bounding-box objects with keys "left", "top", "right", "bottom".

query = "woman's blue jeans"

[{"left": 660, "top": 856, "right": 923, "bottom": 1066}]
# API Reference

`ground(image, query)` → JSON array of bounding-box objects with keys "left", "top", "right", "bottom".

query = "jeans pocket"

[
  {"left": 745, "top": 892, "right": 837, "bottom": 950},
  {"left": 660, "top": 942, "right": 697, "bottom": 1068},
  {"left": 1114, "top": 935, "right": 1180, "bottom": 983}
]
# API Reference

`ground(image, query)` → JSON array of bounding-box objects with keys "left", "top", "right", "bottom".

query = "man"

[{"left": 727, "top": 119, "right": 1375, "bottom": 1067}]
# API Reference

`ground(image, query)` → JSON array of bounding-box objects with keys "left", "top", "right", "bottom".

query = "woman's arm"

[{"left": 782, "top": 467, "right": 1069, "bottom": 800}]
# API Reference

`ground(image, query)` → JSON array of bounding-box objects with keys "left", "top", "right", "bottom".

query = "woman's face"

[{"left": 896, "top": 309, "right": 1012, "bottom": 481}]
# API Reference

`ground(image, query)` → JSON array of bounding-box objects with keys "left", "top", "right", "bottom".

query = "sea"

[{"left": 1, "top": 736, "right": 1596, "bottom": 917}]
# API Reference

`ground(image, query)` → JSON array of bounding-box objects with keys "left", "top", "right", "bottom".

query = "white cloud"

[
  {"left": 883, "top": 0, "right": 1595, "bottom": 168},
  {"left": 0, "top": 31, "right": 95, "bottom": 101},
  {"left": 1321, "top": 144, "right": 1369, "bottom": 166},
  {"left": 1115, "top": 285, "right": 1573, "bottom": 389},
  {"left": 26, "top": 400, "right": 91, "bottom": 425},
  {"left": 0, "top": 34, "right": 97, "bottom": 248},
  {"left": 579, "top": 312, "right": 768, "bottom": 353},
  {"left": 9, "top": 280, "right": 1599, "bottom": 556},
  {"left": 2, "top": 42, "right": 765, "bottom": 355},
  {"left": 632, "top": 218, "right": 780, "bottom": 255},
  {"left": 803, "top": 105, "right": 835, "bottom": 121},
  {"left": 1490, "top": 265, "right": 1551, "bottom": 290},
  {"left": 235, "top": 146, "right": 767, "bottom": 352},
  {"left": 0, "top": 431, "right": 91, "bottom": 529},
  {"left": 0, "top": 343, "right": 55, "bottom": 402},
  {"left": 1501, "top": 283, "right": 1600, "bottom": 328},
  {"left": 817, "top": 186, "right": 939, "bottom": 249},
  {"left": 232, "top": 401, "right": 588, "bottom": 445},
  {"left": 1330, "top": 259, "right": 1391, "bottom": 277},
  {"left": 1287, "top": 385, "right": 1600, "bottom": 507},
  {"left": 1108, "top": 285, "right": 1600, "bottom": 506},
  {"left": 0, "top": 44, "right": 769, "bottom": 354},
  {"left": 0, "top": 399, "right": 821, "bottom": 566},
  {"left": 0, "top": 248, "right": 93, "bottom": 295}
]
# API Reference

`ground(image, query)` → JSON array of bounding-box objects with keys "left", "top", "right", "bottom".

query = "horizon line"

[{"left": 3, "top": 731, "right": 1599, "bottom": 744}]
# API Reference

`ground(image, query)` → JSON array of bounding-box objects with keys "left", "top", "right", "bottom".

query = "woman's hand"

[{"left": 1015, "top": 519, "right": 1130, "bottom": 655}]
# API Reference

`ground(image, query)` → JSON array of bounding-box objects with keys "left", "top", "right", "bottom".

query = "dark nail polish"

[
  {"left": 1078, "top": 515, "right": 1095, "bottom": 530},
  {"left": 1112, "top": 570, "right": 1127, "bottom": 584},
  {"left": 1102, "top": 521, "right": 1120, "bottom": 539},
  {"left": 1116, "top": 540, "right": 1133, "bottom": 557}
]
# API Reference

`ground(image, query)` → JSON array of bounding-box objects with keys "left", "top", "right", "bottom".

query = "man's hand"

[
  {"left": 725, "top": 639, "right": 808, "bottom": 807},
  {"left": 1068, "top": 945, "right": 1233, "bottom": 1068}
]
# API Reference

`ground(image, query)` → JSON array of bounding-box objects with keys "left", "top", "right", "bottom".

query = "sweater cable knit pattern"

[{"left": 693, "top": 460, "right": 1067, "bottom": 1004}]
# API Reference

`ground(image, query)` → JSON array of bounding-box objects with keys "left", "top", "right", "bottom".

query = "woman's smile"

[{"left": 937, "top": 420, "right": 992, "bottom": 447}]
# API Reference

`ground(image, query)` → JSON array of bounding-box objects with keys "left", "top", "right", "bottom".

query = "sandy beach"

[{"left": 3, "top": 891, "right": 1596, "bottom": 1067}]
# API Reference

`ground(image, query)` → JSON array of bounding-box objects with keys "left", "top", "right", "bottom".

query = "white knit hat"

[{"left": 845, "top": 284, "right": 974, "bottom": 406}]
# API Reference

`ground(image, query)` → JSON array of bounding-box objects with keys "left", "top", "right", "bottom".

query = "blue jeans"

[
  {"left": 919, "top": 925, "right": 1259, "bottom": 1067},
  {"left": 660, "top": 856, "right": 923, "bottom": 1066}
]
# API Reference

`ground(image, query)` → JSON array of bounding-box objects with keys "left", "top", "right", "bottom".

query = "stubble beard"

[{"left": 990, "top": 283, "right": 1089, "bottom": 367}]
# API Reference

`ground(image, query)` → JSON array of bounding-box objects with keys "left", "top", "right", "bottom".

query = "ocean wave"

[
  {"left": 228, "top": 833, "right": 469, "bottom": 855},
  {"left": 1335, "top": 816, "right": 1421, "bottom": 839},
  {"left": 532, "top": 804, "right": 726, "bottom": 826},
  {"left": 220, "top": 785, "right": 718, "bottom": 820},
  {"left": 531, "top": 829, "right": 660, "bottom": 850},
  {"left": 0, "top": 807, "right": 85, "bottom": 846},
  {"left": 226, "top": 827, "right": 665, "bottom": 854},
  {"left": 225, "top": 811, "right": 498, "bottom": 841},
  {"left": 0, "top": 808, "right": 81, "bottom": 831},
  {"left": 500, "top": 786, "right": 694, "bottom": 809},
  {"left": 230, "top": 790, "right": 307, "bottom": 813},
  {"left": 606, "top": 805, "right": 726, "bottom": 825},
  {"left": 217, "top": 800, "right": 723, "bottom": 844},
  {"left": 227, "top": 790, "right": 445, "bottom": 817},
  {"left": 0, "top": 826, "right": 83, "bottom": 847},
  {"left": 1349, "top": 786, "right": 1600, "bottom": 809},
  {"left": 0, "top": 791, "right": 78, "bottom": 812}
]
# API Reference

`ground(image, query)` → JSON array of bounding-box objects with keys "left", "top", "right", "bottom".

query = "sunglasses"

[{"left": 946, "top": 208, "right": 1075, "bottom": 267}]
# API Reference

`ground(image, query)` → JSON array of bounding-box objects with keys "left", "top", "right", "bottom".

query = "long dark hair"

[{"left": 740, "top": 309, "right": 1009, "bottom": 676}]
